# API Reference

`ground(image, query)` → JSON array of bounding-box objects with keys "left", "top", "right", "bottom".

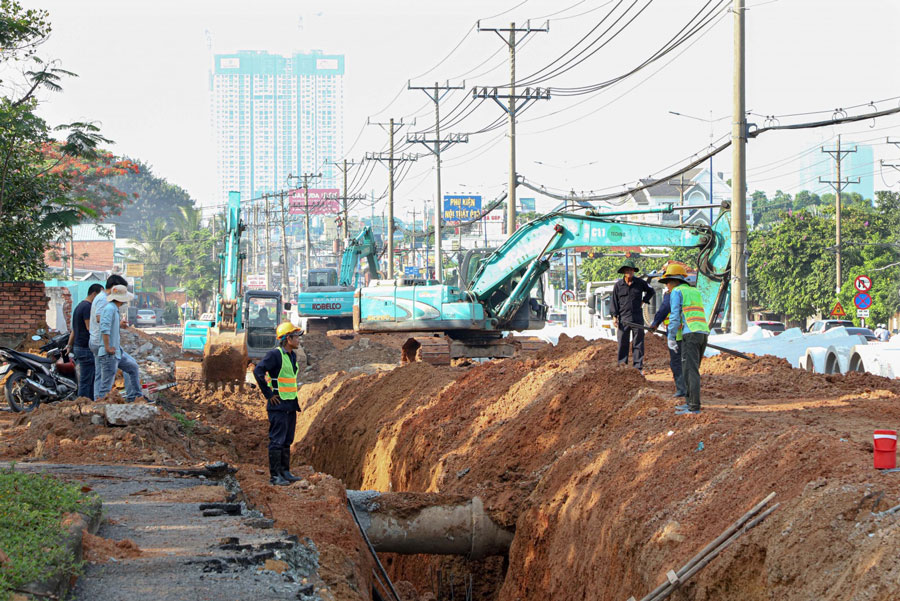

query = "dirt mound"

[
  {"left": 295, "top": 332, "right": 900, "bottom": 601},
  {"left": 298, "top": 332, "right": 401, "bottom": 383},
  {"left": 82, "top": 532, "right": 144, "bottom": 562}
]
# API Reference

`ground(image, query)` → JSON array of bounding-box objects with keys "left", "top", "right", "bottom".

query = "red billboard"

[{"left": 288, "top": 188, "right": 340, "bottom": 216}]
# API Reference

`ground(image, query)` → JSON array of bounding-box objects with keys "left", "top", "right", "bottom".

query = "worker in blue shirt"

[
  {"left": 661, "top": 264, "right": 710, "bottom": 415},
  {"left": 253, "top": 322, "right": 305, "bottom": 486},
  {"left": 649, "top": 268, "right": 686, "bottom": 399}
]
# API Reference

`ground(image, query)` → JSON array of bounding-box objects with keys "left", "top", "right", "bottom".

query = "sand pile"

[{"left": 294, "top": 334, "right": 900, "bottom": 601}]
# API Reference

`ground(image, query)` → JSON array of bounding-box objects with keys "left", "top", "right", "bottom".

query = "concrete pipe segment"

[{"left": 347, "top": 490, "right": 514, "bottom": 559}]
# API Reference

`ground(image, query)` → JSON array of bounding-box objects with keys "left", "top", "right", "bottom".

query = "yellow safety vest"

[
  {"left": 274, "top": 347, "right": 299, "bottom": 400},
  {"left": 674, "top": 284, "right": 710, "bottom": 340}
]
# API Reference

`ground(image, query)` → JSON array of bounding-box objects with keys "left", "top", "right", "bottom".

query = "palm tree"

[{"left": 127, "top": 218, "right": 172, "bottom": 304}]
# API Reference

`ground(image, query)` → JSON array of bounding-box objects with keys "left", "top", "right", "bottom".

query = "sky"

[{"left": 24, "top": 0, "right": 900, "bottom": 218}]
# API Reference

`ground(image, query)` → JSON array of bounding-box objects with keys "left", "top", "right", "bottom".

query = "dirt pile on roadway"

[
  {"left": 295, "top": 334, "right": 900, "bottom": 601},
  {"left": 298, "top": 331, "right": 402, "bottom": 383}
]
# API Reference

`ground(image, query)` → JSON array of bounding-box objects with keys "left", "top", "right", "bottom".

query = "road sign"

[
  {"left": 857, "top": 309, "right": 870, "bottom": 318},
  {"left": 854, "top": 292, "right": 872, "bottom": 310},
  {"left": 830, "top": 302, "right": 846, "bottom": 317},
  {"left": 404, "top": 266, "right": 421, "bottom": 278},
  {"left": 854, "top": 275, "right": 872, "bottom": 293},
  {"left": 125, "top": 263, "right": 144, "bottom": 277},
  {"left": 561, "top": 289, "right": 575, "bottom": 304}
]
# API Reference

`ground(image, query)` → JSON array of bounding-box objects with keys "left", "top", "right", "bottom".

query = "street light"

[{"left": 668, "top": 110, "right": 729, "bottom": 225}]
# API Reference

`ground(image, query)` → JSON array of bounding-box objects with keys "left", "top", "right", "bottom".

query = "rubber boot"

[
  {"left": 269, "top": 449, "right": 290, "bottom": 486},
  {"left": 281, "top": 449, "right": 301, "bottom": 482}
]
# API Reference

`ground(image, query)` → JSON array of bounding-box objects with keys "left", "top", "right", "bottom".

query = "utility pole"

[
  {"left": 880, "top": 137, "right": 900, "bottom": 178},
  {"left": 820, "top": 134, "right": 859, "bottom": 294},
  {"left": 276, "top": 190, "right": 294, "bottom": 302},
  {"left": 730, "top": 0, "right": 748, "bottom": 335},
  {"left": 331, "top": 159, "right": 365, "bottom": 241},
  {"left": 476, "top": 20, "right": 550, "bottom": 236},
  {"left": 366, "top": 118, "right": 417, "bottom": 279},
  {"left": 263, "top": 194, "right": 272, "bottom": 290},
  {"left": 289, "top": 173, "right": 323, "bottom": 283},
  {"left": 252, "top": 203, "right": 260, "bottom": 274},
  {"left": 667, "top": 174, "right": 693, "bottom": 224},
  {"left": 408, "top": 81, "right": 470, "bottom": 283}
]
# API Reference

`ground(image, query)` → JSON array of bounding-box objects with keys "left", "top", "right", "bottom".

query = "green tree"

[
  {"left": 126, "top": 219, "right": 172, "bottom": 304},
  {"left": 104, "top": 160, "right": 195, "bottom": 238}
]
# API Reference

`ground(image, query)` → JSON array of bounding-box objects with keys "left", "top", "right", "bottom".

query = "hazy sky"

[{"left": 27, "top": 0, "right": 900, "bottom": 217}]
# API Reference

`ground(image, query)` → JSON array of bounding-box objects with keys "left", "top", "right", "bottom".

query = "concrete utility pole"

[
  {"left": 366, "top": 118, "right": 417, "bottom": 279},
  {"left": 476, "top": 20, "right": 550, "bottom": 236},
  {"left": 276, "top": 190, "right": 294, "bottom": 302},
  {"left": 331, "top": 159, "right": 365, "bottom": 241},
  {"left": 883, "top": 138, "right": 900, "bottom": 175},
  {"left": 264, "top": 194, "right": 272, "bottom": 290},
  {"left": 820, "top": 134, "right": 859, "bottom": 293},
  {"left": 293, "top": 173, "right": 322, "bottom": 283},
  {"left": 730, "top": 0, "right": 749, "bottom": 335},
  {"left": 668, "top": 174, "right": 693, "bottom": 225},
  {"left": 408, "top": 81, "right": 470, "bottom": 283}
]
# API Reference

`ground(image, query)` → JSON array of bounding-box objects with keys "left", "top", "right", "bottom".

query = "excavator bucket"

[{"left": 201, "top": 329, "right": 249, "bottom": 389}]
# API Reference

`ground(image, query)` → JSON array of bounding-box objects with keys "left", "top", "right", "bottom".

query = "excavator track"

[
  {"left": 513, "top": 336, "right": 549, "bottom": 355},
  {"left": 401, "top": 336, "right": 451, "bottom": 366}
]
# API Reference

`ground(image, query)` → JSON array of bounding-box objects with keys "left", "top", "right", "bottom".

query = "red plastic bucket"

[{"left": 874, "top": 430, "right": 897, "bottom": 469}]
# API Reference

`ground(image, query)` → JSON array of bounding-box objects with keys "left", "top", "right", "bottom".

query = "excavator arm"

[{"left": 339, "top": 226, "right": 379, "bottom": 287}]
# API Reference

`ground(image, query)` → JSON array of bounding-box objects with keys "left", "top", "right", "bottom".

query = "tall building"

[{"left": 209, "top": 50, "right": 344, "bottom": 217}]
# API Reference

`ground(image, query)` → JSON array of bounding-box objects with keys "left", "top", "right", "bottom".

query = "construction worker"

[
  {"left": 660, "top": 264, "right": 709, "bottom": 415},
  {"left": 611, "top": 258, "right": 654, "bottom": 373},
  {"left": 649, "top": 264, "right": 687, "bottom": 399},
  {"left": 253, "top": 321, "right": 304, "bottom": 486}
]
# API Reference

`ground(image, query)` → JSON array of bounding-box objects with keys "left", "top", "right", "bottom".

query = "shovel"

[{"left": 622, "top": 321, "right": 752, "bottom": 360}]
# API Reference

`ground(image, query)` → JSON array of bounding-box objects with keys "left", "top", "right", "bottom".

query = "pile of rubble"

[{"left": 120, "top": 327, "right": 181, "bottom": 383}]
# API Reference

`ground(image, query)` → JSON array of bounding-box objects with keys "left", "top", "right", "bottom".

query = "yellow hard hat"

[
  {"left": 659, "top": 263, "right": 689, "bottom": 284},
  {"left": 276, "top": 321, "right": 301, "bottom": 339}
]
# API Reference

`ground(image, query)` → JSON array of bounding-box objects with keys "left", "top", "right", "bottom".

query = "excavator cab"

[{"left": 243, "top": 290, "right": 284, "bottom": 359}]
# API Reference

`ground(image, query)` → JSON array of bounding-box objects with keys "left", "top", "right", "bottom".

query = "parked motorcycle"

[{"left": 0, "top": 332, "right": 77, "bottom": 412}]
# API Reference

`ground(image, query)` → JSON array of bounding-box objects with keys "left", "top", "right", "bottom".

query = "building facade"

[
  {"left": 622, "top": 167, "right": 742, "bottom": 226},
  {"left": 209, "top": 50, "right": 344, "bottom": 217}
]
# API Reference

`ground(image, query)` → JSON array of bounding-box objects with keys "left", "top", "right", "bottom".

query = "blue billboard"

[
  {"left": 520, "top": 197, "right": 535, "bottom": 212},
  {"left": 443, "top": 195, "right": 482, "bottom": 225}
]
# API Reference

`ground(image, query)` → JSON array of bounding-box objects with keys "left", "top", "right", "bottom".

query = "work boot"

[
  {"left": 674, "top": 404, "right": 689, "bottom": 411},
  {"left": 269, "top": 449, "right": 290, "bottom": 486},
  {"left": 675, "top": 407, "right": 701, "bottom": 415},
  {"left": 280, "top": 449, "right": 302, "bottom": 482}
]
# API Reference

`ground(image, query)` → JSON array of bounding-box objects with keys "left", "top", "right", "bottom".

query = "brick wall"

[
  {"left": 0, "top": 281, "right": 49, "bottom": 335},
  {"left": 44, "top": 240, "right": 115, "bottom": 271}
]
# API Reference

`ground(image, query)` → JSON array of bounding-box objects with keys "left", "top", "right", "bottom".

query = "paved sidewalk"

[{"left": 5, "top": 463, "right": 324, "bottom": 601}]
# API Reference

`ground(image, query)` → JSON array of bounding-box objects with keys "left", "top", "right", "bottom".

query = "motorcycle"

[{"left": 0, "top": 332, "right": 77, "bottom": 412}]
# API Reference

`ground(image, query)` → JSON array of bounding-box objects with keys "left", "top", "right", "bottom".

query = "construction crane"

[
  {"left": 181, "top": 191, "right": 288, "bottom": 386},
  {"left": 355, "top": 204, "right": 732, "bottom": 364},
  {"left": 295, "top": 226, "right": 380, "bottom": 332}
]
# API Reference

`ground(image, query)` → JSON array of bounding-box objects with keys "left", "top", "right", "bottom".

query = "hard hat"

[
  {"left": 659, "top": 263, "right": 689, "bottom": 285},
  {"left": 276, "top": 321, "right": 301, "bottom": 339},
  {"left": 617, "top": 258, "right": 640, "bottom": 274}
]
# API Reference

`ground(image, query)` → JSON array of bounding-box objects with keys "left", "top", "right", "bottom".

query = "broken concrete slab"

[{"left": 105, "top": 403, "right": 160, "bottom": 426}]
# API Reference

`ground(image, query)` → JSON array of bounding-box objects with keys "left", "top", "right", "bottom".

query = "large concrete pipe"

[{"left": 347, "top": 491, "right": 514, "bottom": 559}]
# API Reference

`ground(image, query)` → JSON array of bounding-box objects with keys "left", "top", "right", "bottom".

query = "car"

[
  {"left": 845, "top": 327, "right": 878, "bottom": 342},
  {"left": 808, "top": 319, "right": 854, "bottom": 334},
  {"left": 547, "top": 312, "right": 567, "bottom": 326},
  {"left": 750, "top": 320, "right": 786, "bottom": 335},
  {"left": 135, "top": 309, "right": 157, "bottom": 327}
]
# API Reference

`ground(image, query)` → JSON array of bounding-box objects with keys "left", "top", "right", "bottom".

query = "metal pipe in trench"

[{"left": 347, "top": 490, "right": 514, "bottom": 560}]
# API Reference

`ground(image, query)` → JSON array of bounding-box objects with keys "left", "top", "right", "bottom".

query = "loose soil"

[
  {"left": 7, "top": 326, "right": 900, "bottom": 601},
  {"left": 82, "top": 532, "right": 144, "bottom": 563}
]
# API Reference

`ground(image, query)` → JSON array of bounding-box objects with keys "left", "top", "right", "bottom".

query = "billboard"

[
  {"left": 289, "top": 188, "right": 340, "bottom": 216},
  {"left": 246, "top": 274, "right": 266, "bottom": 290},
  {"left": 520, "top": 197, "right": 535, "bottom": 212},
  {"left": 443, "top": 194, "right": 482, "bottom": 225}
]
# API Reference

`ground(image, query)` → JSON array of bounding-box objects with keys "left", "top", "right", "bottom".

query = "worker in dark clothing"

[
  {"left": 610, "top": 259, "right": 654, "bottom": 372},
  {"left": 253, "top": 321, "right": 304, "bottom": 486},
  {"left": 649, "top": 265, "right": 687, "bottom": 398}
]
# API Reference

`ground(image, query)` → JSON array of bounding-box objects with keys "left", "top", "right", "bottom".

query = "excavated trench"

[{"left": 293, "top": 334, "right": 900, "bottom": 601}]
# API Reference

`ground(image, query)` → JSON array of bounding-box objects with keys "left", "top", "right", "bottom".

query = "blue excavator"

[
  {"left": 295, "top": 226, "right": 380, "bottom": 332},
  {"left": 355, "top": 203, "right": 732, "bottom": 364},
  {"left": 181, "top": 191, "right": 288, "bottom": 385}
]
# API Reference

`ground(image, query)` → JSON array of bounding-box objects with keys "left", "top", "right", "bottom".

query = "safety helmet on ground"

[
  {"left": 276, "top": 321, "right": 302, "bottom": 340},
  {"left": 617, "top": 258, "right": 640, "bottom": 274},
  {"left": 658, "top": 263, "right": 690, "bottom": 285}
]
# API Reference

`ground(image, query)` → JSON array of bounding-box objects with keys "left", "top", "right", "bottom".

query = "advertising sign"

[
  {"left": 520, "top": 197, "right": 536, "bottom": 212},
  {"left": 125, "top": 263, "right": 144, "bottom": 277},
  {"left": 443, "top": 195, "right": 482, "bottom": 225},
  {"left": 289, "top": 188, "right": 340, "bottom": 216},
  {"left": 246, "top": 274, "right": 266, "bottom": 290}
]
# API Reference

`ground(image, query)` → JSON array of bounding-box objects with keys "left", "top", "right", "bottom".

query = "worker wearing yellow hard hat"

[
  {"left": 253, "top": 321, "right": 304, "bottom": 485},
  {"left": 649, "top": 263, "right": 689, "bottom": 400}
]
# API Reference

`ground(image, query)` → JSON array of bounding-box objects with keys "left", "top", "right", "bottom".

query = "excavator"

[
  {"left": 295, "top": 226, "right": 381, "bottom": 332},
  {"left": 180, "top": 191, "right": 290, "bottom": 386},
  {"left": 355, "top": 203, "right": 732, "bottom": 364}
]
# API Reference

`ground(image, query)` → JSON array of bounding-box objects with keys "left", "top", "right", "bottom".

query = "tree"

[
  {"left": 167, "top": 207, "right": 217, "bottom": 308},
  {"left": 103, "top": 160, "right": 195, "bottom": 238},
  {"left": 126, "top": 219, "right": 172, "bottom": 304},
  {"left": 0, "top": 1, "right": 129, "bottom": 280}
]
